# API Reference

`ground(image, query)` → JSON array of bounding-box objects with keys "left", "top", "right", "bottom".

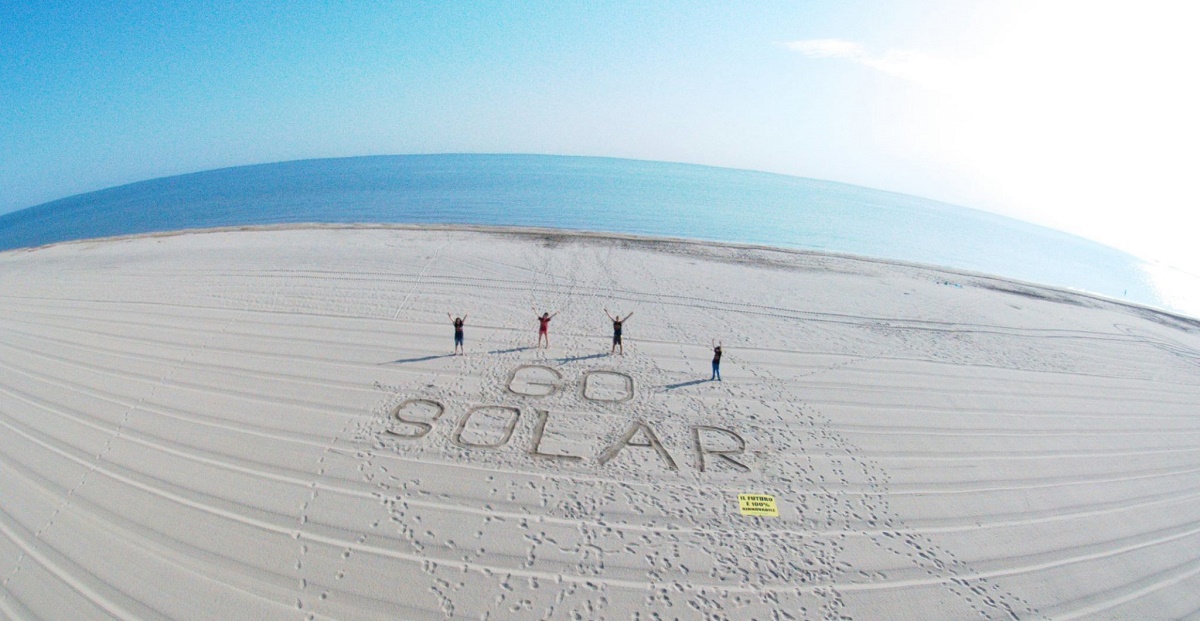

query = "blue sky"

[{"left": 3, "top": 1, "right": 1198, "bottom": 278}]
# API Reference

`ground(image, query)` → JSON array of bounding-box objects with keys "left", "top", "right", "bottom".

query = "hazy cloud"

[
  {"left": 783, "top": 39, "right": 867, "bottom": 59},
  {"left": 785, "top": 39, "right": 967, "bottom": 93}
]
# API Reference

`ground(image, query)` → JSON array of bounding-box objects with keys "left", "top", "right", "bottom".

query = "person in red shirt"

[{"left": 533, "top": 308, "right": 558, "bottom": 348}]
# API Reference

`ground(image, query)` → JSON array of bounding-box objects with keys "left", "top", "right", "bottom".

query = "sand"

[{"left": 1, "top": 226, "right": 1199, "bottom": 620}]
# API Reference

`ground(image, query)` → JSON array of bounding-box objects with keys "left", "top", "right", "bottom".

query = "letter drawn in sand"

[
  {"left": 507, "top": 365, "right": 562, "bottom": 397},
  {"left": 692, "top": 425, "right": 750, "bottom": 472},
  {"left": 598, "top": 421, "right": 678, "bottom": 470},
  {"left": 528, "top": 410, "right": 582, "bottom": 462},
  {"left": 386, "top": 399, "right": 445, "bottom": 439},
  {"left": 452, "top": 406, "right": 521, "bottom": 448},
  {"left": 582, "top": 370, "right": 635, "bottom": 403}
]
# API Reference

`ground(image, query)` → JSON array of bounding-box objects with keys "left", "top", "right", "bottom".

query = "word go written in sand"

[{"left": 372, "top": 363, "right": 752, "bottom": 475}]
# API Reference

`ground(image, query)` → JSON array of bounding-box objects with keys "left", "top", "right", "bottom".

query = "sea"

[{"left": 1, "top": 154, "right": 1195, "bottom": 317}]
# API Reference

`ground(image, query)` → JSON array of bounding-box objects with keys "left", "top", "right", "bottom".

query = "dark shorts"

[
  {"left": 455, "top": 333, "right": 464, "bottom": 345},
  {"left": 613, "top": 334, "right": 622, "bottom": 344}
]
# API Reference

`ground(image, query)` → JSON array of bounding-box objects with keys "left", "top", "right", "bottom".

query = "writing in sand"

[{"left": 379, "top": 364, "right": 751, "bottom": 474}]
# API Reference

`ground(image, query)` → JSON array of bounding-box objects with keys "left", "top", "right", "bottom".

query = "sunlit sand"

[{"left": 2, "top": 226, "right": 1199, "bottom": 619}]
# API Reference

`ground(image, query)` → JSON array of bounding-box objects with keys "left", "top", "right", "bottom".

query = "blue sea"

[{"left": 1, "top": 154, "right": 1193, "bottom": 316}]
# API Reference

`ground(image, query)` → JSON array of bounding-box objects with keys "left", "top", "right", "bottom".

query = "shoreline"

[{"left": 8, "top": 221, "right": 1197, "bottom": 327}]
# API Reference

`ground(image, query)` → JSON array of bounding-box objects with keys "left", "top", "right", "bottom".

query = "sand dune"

[{"left": 2, "top": 226, "right": 1199, "bottom": 620}]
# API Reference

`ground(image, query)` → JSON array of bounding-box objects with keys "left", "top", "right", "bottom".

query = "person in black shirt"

[
  {"left": 711, "top": 341, "right": 722, "bottom": 381},
  {"left": 448, "top": 313, "right": 467, "bottom": 355},
  {"left": 605, "top": 309, "right": 633, "bottom": 355}
]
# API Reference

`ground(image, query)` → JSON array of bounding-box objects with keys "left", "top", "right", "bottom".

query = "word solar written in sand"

[{"left": 383, "top": 365, "right": 751, "bottom": 474}]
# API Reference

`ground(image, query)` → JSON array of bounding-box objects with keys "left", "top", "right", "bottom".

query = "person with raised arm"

[
  {"left": 605, "top": 309, "right": 633, "bottom": 355},
  {"left": 711, "top": 340, "right": 723, "bottom": 381},
  {"left": 448, "top": 313, "right": 467, "bottom": 355},
  {"left": 533, "top": 307, "right": 558, "bottom": 348}
]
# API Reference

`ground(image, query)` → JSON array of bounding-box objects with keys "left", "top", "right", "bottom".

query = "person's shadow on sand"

[
  {"left": 385, "top": 354, "right": 455, "bottom": 364},
  {"left": 557, "top": 352, "right": 609, "bottom": 364},
  {"left": 488, "top": 346, "right": 532, "bottom": 355},
  {"left": 662, "top": 379, "right": 711, "bottom": 390}
]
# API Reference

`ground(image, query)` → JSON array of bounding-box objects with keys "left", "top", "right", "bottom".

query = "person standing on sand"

[
  {"left": 711, "top": 341, "right": 722, "bottom": 381},
  {"left": 448, "top": 313, "right": 467, "bottom": 355},
  {"left": 533, "top": 308, "right": 558, "bottom": 348},
  {"left": 605, "top": 309, "right": 632, "bottom": 355}
]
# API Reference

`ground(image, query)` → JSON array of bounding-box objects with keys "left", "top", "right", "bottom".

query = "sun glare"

[
  {"left": 923, "top": 2, "right": 1200, "bottom": 268},
  {"left": 788, "top": 2, "right": 1200, "bottom": 310}
]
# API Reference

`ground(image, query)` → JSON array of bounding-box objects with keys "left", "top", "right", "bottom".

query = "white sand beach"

[{"left": 2, "top": 226, "right": 1200, "bottom": 620}]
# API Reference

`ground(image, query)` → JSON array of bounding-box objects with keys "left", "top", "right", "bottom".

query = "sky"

[{"left": 3, "top": 0, "right": 1199, "bottom": 275}]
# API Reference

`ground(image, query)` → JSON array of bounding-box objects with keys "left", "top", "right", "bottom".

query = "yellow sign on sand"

[{"left": 738, "top": 493, "right": 779, "bottom": 517}]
